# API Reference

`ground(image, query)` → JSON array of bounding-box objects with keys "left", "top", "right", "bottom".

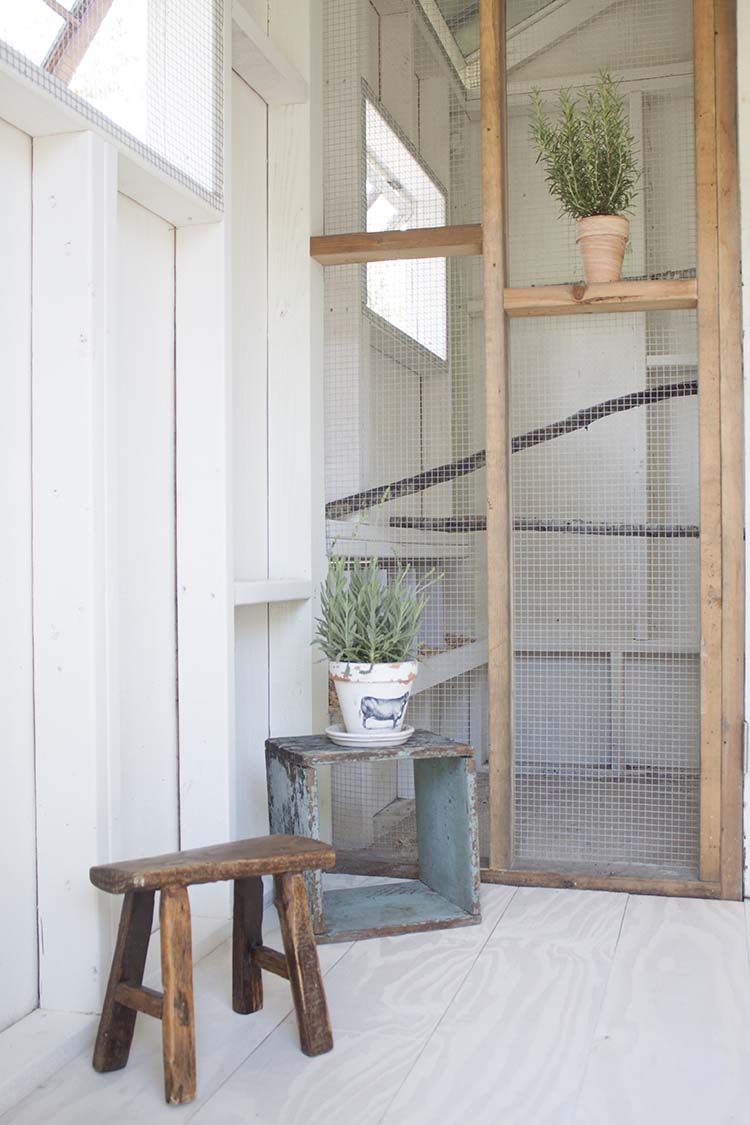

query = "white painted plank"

[
  {"left": 573, "top": 896, "right": 750, "bottom": 1125},
  {"left": 0, "top": 62, "right": 220, "bottom": 228},
  {"left": 232, "top": 0, "right": 309, "bottom": 104},
  {"left": 383, "top": 888, "right": 627, "bottom": 1125},
  {"left": 175, "top": 217, "right": 233, "bottom": 917},
  {"left": 267, "top": 0, "right": 316, "bottom": 738},
  {"left": 32, "top": 130, "right": 118, "bottom": 1013},
  {"left": 115, "top": 195, "right": 179, "bottom": 862},
  {"left": 232, "top": 72, "right": 269, "bottom": 585},
  {"left": 0, "top": 117, "right": 37, "bottom": 1033},
  {"left": 234, "top": 579, "right": 312, "bottom": 605},
  {"left": 230, "top": 68, "right": 274, "bottom": 839},
  {"left": 188, "top": 884, "right": 517, "bottom": 1125}
]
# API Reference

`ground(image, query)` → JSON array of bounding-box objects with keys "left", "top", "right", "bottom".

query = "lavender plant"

[{"left": 314, "top": 554, "right": 441, "bottom": 665}]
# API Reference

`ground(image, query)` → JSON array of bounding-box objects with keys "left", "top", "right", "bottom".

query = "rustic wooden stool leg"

[
  {"left": 274, "top": 873, "right": 333, "bottom": 1057},
  {"left": 232, "top": 876, "right": 264, "bottom": 1014},
  {"left": 159, "top": 885, "right": 196, "bottom": 1105},
  {"left": 93, "top": 890, "right": 155, "bottom": 1073}
]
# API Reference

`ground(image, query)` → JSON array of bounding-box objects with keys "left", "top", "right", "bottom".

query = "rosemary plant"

[
  {"left": 530, "top": 70, "right": 639, "bottom": 220},
  {"left": 314, "top": 554, "right": 441, "bottom": 665}
]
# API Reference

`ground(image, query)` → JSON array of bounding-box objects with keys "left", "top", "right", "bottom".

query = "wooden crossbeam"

[
  {"left": 310, "top": 224, "right": 483, "bottom": 265},
  {"left": 113, "top": 982, "right": 164, "bottom": 1020},
  {"left": 505, "top": 278, "right": 697, "bottom": 316},
  {"left": 253, "top": 945, "right": 289, "bottom": 979}
]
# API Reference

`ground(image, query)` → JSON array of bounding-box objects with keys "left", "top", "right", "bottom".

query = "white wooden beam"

[
  {"left": 267, "top": 0, "right": 316, "bottom": 738},
  {"left": 0, "top": 57, "right": 221, "bottom": 226},
  {"left": 175, "top": 218, "right": 234, "bottom": 916},
  {"left": 507, "top": 0, "right": 618, "bottom": 72},
  {"left": 0, "top": 117, "right": 37, "bottom": 1031},
  {"left": 232, "top": 0, "right": 308, "bottom": 104},
  {"left": 32, "top": 130, "right": 118, "bottom": 1013},
  {"left": 234, "top": 579, "right": 313, "bottom": 606}
]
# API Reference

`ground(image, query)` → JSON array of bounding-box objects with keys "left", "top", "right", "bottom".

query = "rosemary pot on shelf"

[
  {"left": 530, "top": 70, "right": 640, "bottom": 284},
  {"left": 314, "top": 553, "right": 441, "bottom": 737}
]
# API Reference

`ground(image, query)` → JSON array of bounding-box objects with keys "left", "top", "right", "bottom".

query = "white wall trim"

[
  {"left": 0, "top": 57, "right": 221, "bottom": 227},
  {"left": 234, "top": 579, "right": 313, "bottom": 605},
  {"left": 232, "top": 0, "right": 309, "bottom": 104}
]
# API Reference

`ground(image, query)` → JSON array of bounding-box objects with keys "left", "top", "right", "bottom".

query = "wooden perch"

[
  {"left": 388, "top": 516, "right": 700, "bottom": 539},
  {"left": 325, "top": 381, "right": 698, "bottom": 519}
]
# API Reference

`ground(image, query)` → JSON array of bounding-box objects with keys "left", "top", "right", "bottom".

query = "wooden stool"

[{"left": 90, "top": 835, "right": 336, "bottom": 1105}]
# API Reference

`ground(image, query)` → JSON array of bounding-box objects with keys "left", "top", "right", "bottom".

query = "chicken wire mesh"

[
  {"left": 0, "top": 0, "right": 223, "bottom": 207},
  {"left": 506, "top": 0, "right": 700, "bottom": 876},
  {"left": 322, "top": 0, "right": 701, "bottom": 877},
  {"left": 323, "top": 0, "right": 486, "bottom": 867}
]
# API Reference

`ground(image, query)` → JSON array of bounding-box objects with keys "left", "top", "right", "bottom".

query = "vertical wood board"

[
  {"left": 32, "top": 130, "right": 118, "bottom": 1011},
  {"left": 115, "top": 195, "right": 179, "bottom": 862},
  {"left": 0, "top": 116, "right": 37, "bottom": 1032}
]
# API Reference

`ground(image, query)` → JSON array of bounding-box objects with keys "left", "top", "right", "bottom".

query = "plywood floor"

[{"left": 4, "top": 877, "right": 750, "bottom": 1125}]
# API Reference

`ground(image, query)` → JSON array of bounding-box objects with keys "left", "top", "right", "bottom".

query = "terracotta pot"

[
  {"left": 575, "top": 215, "right": 629, "bottom": 283},
  {"left": 329, "top": 660, "right": 418, "bottom": 734}
]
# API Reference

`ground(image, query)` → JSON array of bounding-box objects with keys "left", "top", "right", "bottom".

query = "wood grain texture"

[
  {"left": 504, "top": 278, "right": 697, "bottom": 316},
  {"left": 266, "top": 730, "right": 474, "bottom": 767},
  {"left": 253, "top": 947, "right": 290, "bottom": 980},
  {"left": 90, "top": 835, "right": 336, "bottom": 894},
  {"left": 93, "top": 891, "right": 155, "bottom": 1073},
  {"left": 232, "top": 877, "right": 264, "bottom": 1015},
  {"left": 481, "top": 0, "right": 512, "bottom": 873},
  {"left": 481, "top": 868, "right": 722, "bottom": 899},
  {"left": 694, "top": 0, "right": 723, "bottom": 886},
  {"left": 573, "top": 896, "right": 750, "bottom": 1124},
  {"left": 159, "top": 886, "right": 196, "bottom": 1105},
  {"left": 415, "top": 758, "right": 481, "bottom": 917},
  {"left": 5, "top": 908, "right": 351, "bottom": 1124},
  {"left": 714, "top": 0, "right": 744, "bottom": 902},
  {"left": 112, "top": 983, "right": 164, "bottom": 1020},
  {"left": 316, "top": 882, "right": 480, "bottom": 944},
  {"left": 11, "top": 888, "right": 750, "bottom": 1124},
  {"left": 274, "top": 874, "right": 333, "bottom": 1057},
  {"left": 310, "top": 224, "right": 483, "bottom": 264},
  {"left": 383, "top": 888, "right": 627, "bottom": 1125}
]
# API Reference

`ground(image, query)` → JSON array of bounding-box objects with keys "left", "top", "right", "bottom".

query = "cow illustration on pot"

[{"left": 359, "top": 691, "right": 411, "bottom": 730}]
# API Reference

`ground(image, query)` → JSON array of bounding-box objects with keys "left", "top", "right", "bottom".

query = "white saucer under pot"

[{"left": 325, "top": 724, "right": 415, "bottom": 749}]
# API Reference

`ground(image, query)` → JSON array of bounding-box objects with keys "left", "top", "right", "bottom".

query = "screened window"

[
  {"left": 0, "top": 0, "right": 223, "bottom": 207},
  {"left": 365, "top": 97, "right": 447, "bottom": 360}
]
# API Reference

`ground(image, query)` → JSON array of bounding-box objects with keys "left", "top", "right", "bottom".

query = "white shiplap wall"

[{"left": 0, "top": 117, "right": 36, "bottom": 1034}]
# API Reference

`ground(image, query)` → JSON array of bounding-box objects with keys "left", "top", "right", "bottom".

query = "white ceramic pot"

[{"left": 329, "top": 661, "right": 418, "bottom": 735}]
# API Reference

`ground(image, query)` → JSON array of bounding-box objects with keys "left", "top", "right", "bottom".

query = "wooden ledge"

[
  {"left": 504, "top": 278, "right": 698, "bottom": 317},
  {"left": 310, "top": 224, "right": 483, "bottom": 265}
]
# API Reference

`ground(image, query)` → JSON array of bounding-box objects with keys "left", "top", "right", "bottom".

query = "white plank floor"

[{"left": 4, "top": 879, "right": 750, "bottom": 1125}]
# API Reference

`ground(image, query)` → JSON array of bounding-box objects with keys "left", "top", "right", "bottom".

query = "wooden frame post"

[
  {"left": 694, "top": 0, "right": 744, "bottom": 898},
  {"left": 481, "top": 0, "right": 512, "bottom": 871}
]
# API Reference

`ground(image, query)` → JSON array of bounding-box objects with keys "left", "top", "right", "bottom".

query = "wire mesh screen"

[
  {"left": 323, "top": 0, "right": 701, "bottom": 878},
  {"left": 510, "top": 312, "right": 700, "bottom": 874},
  {"left": 507, "top": 0, "right": 700, "bottom": 876},
  {"left": 507, "top": 0, "right": 695, "bottom": 287},
  {"left": 323, "top": 0, "right": 486, "bottom": 867},
  {"left": 0, "top": 0, "right": 223, "bottom": 207}
]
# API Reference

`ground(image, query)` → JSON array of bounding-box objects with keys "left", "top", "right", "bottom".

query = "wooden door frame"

[{"left": 481, "top": 0, "right": 745, "bottom": 900}]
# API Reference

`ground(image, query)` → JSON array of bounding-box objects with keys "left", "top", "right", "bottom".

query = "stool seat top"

[{"left": 90, "top": 834, "right": 336, "bottom": 894}]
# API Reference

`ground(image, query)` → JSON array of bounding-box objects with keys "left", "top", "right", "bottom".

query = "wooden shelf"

[
  {"left": 310, "top": 224, "right": 483, "bottom": 265},
  {"left": 504, "top": 278, "right": 698, "bottom": 317},
  {"left": 234, "top": 579, "right": 312, "bottom": 606}
]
